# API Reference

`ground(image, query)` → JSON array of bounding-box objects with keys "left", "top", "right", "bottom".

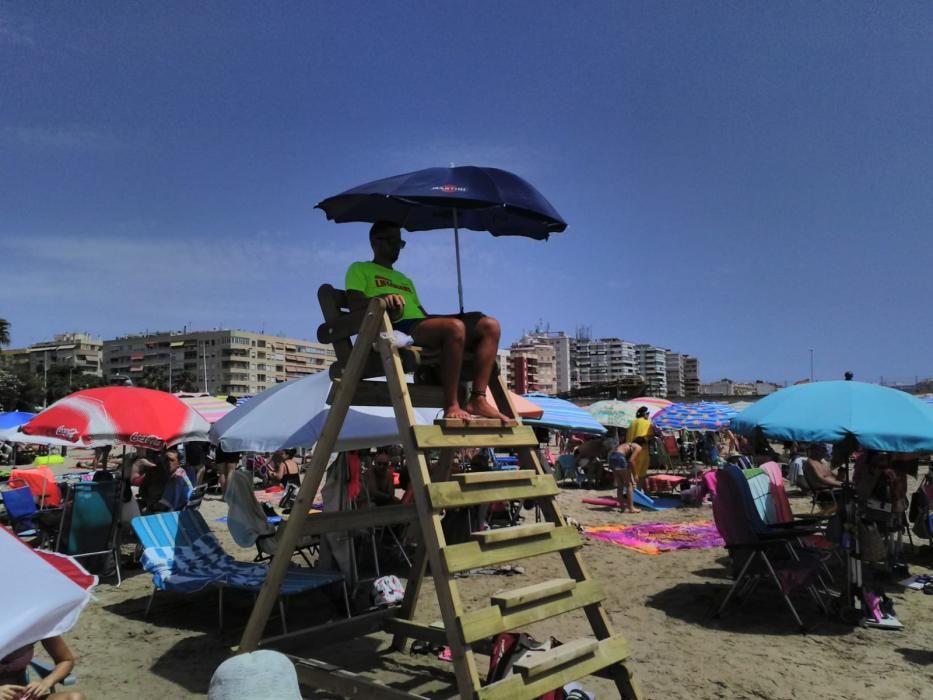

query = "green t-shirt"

[{"left": 345, "top": 261, "right": 426, "bottom": 321}]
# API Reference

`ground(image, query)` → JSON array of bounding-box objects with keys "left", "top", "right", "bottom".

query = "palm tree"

[{"left": 0, "top": 318, "right": 9, "bottom": 347}]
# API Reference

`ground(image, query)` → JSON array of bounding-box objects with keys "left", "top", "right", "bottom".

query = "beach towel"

[
  {"left": 585, "top": 520, "right": 723, "bottom": 555},
  {"left": 759, "top": 461, "right": 793, "bottom": 523}
]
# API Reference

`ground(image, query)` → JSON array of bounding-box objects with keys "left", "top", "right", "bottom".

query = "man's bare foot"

[
  {"left": 443, "top": 404, "right": 472, "bottom": 422},
  {"left": 464, "top": 394, "right": 516, "bottom": 425}
]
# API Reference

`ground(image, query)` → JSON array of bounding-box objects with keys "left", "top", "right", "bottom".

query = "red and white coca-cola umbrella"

[
  {"left": 21, "top": 387, "right": 210, "bottom": 450},
  {"left": 1, "top": 526, "right": 97, "bottom": 660}
]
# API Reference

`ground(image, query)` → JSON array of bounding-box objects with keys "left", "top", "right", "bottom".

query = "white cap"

[{"left": 208, "top": 650, "right": 301, "bottom": 700}]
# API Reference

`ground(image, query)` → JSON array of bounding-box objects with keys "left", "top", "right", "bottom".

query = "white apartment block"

[
  {"left": 103, "top": 329, "right": 336, "bottom": 396},
  {"left": 573, "top": 338, "right": 637, "bottom": 390},
  {"left": 635, "top": 344, "right": 668, "bottom": 398}
]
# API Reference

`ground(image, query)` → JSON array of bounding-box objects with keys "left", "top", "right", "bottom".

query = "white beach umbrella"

[
  {"left": 210, "top": 370, "right": 439, "bottom": 453},
  {"left": 1, "top": 527, "right": 97, "bottom": 660}
]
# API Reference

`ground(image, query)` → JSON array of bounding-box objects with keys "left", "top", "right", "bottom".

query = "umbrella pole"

[{"left": 453, "top": 208, "right": 464, "bottom": 314}]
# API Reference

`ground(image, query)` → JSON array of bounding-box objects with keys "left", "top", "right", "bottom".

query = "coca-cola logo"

[
  {"left": 55, "top": 426, "right": 79, "bottom": 441},
  {"left": 130, "top": 432, "right": 165, "bottom": 449}
]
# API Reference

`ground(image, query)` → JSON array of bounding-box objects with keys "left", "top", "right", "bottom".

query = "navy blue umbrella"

[{"left": 316, "top": 165, "right": 567, "bottom": 312}]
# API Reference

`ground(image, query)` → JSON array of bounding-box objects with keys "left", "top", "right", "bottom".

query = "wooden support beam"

[
  {"left": 258, "top": 608, "right": 398, "bottom": 653},
  {"left": 292, "top": 656, "right": 431, "bottom": 700},
  {"left": 301, "top": 504, "right": 418, "bottom": 537},
  {"left": 384, "top": 618, "right": 448, "bottom": 646},
  {"left": 239, "top": 297, "right": 389, "bottom": 653}
]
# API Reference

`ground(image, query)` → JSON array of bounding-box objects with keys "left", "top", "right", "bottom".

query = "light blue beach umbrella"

[
  {"left": 652, "top": 402, "right": 738, "bottom": 432},
  {"left": 731, "top": 381, "right": 933, "bottom": 453},
  {"left": 521, "top": 394, "right": 606, "bottom": 435},
  {"left": 210, "top": 371, "right": 438, "bottom": 453}
]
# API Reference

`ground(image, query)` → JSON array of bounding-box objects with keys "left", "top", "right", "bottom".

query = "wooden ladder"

[{"left": 239, "top": 298, "right": 640, "bottom": 700}]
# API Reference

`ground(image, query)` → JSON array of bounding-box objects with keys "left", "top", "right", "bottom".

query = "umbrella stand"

[{"left": 453, "top": 208, "right": 464, "bottom": 314}]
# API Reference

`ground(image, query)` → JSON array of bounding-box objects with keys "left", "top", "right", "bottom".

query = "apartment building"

[
  {"left": 572, "top": 337, "right": 637, "bottom": 390},
  {"left": 519, "top": 332, "right": 573, "bottom": 393},
  {"left": 684, "top": 356, "right": 700, "bottom": 397},
  {"left": 103, "top": 329, "right": 335, "bottom": 396},
  {"left": 635, "top": 344, "right": 668, "bottom": 397},
  {"left": 1, "top": 333, "right": 103, "bottom": 377},
  {"left": 665, "top": 351, "right": 686, "bottom": 398},
  {"left": 507, "top": 340, "right": 557, "bottom": 395}
]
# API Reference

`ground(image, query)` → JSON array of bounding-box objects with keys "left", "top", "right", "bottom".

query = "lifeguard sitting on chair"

[{"left": 346, "top": 221, "right": 512, "bottom": 424}]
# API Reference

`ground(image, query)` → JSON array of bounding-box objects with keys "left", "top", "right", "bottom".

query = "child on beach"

[{"left": 0, "top": 635, "right": 84, "bottom": 700}]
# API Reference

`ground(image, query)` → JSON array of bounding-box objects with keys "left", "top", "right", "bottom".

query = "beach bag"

[
  {"left": 372, "top": 575, "right": 405, "bottom": 606},
  {"left": 485, "top": 632, "right": 565, "bottom": 700}
]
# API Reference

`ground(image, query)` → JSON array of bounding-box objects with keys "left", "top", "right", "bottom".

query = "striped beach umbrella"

[
  {"left": 21, "top": 387, "right": 210, "bottom": 449},
  {"left": 652, "top": 401, "right": 738, "bottom": 431},
  {"left": 174, "top": 393, "right": 236, "bottom": 424},
  {"left": 522, "top": 394, "right": 606, "bottom": 435},
  {"left": 587, "top": 397, "right": 672, "bottom": 428}
]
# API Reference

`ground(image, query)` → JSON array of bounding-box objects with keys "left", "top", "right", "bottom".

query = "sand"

[{"left": 42, "top": 456, "right": 933, "bottom": 699}]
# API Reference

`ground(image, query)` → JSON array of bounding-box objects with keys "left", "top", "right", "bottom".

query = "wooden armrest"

[{"left": 317, "top": 311, "right": 369, "bottom": 344}]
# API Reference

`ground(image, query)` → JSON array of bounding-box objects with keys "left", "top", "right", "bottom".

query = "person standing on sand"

[
  {"left": 346, "top": 221, "right": 512, "bottom": 424},
  {"left": 625, "top": 406, "right": 653, "bottom": 488},
  {"left": 610, "top": 440, "right": 642, "bottom": 513}
]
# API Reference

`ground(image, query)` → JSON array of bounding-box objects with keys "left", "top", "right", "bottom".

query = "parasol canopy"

[
  {"left": 21, "top": 387, "right": 210, "bottom": 449},
  {"left": 652, "top": 402, "right": 738, "bottom": 432},
  {"left": 731, "top": 381, "right": 933, "bottom": 453},
  {"left": 0, "top": 526, "right": 97, "bottom": 660}
]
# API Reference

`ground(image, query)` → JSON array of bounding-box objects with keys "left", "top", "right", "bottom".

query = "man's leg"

[
  {"left": 409, "top": 317, "right": 470, "bottom": 421},
  {"left": 461, "top": 314, "right": 513, "bottom": 422}
]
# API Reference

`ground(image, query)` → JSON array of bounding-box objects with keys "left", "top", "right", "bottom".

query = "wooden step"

[
  {"left": 454, "top": 469, "right": 537, "bottom": 485},
  {"left": 476, "top": 635, "right": 630, "bottom": 700},
  {"left": 491, "top": 578, "right": 577, "bottom": 609},
  {"left": 442, "top": 524, "right": 582, "bottom": 574},
  {"left": 473, "top": 522, "right": 554, "bottom": 545},
  {"left": 435, "top": 417, "right": 517, "bottom": 429},
  {"left": 428, "top": 472, "right": 558, "bottom": 509},
  {"left": 458, "top": 578, "right": 605, "bottom": 644},
  {"left": 412, "top": 424, "right": 539, "bottom": 450},
  {"left": 513, "top": 638, "right": 598, "bottom": 678}
]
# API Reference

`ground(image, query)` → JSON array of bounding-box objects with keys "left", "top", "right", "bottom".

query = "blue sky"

[{"left": 3, "top": 2, "right": 932, "bottom": 385}]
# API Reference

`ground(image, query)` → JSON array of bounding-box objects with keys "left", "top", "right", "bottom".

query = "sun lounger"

[{"left": 132, "top": 510, "right": 349, "bottom": 631}]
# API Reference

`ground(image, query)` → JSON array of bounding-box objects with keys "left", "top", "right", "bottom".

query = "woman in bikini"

[
  {"left": 610, "top": 440, "right": 642, "bottom": 514},
  {"left": 270, "top": 450, "right": 301, "bottom": 488}
]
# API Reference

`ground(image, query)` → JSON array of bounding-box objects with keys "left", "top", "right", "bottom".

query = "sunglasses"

[{"left": 375, "top": 238, "right": 406, "bottom": 248}]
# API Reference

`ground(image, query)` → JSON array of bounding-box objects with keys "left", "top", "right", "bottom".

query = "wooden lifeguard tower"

[{"left": 238, "top": 291, "right": 640, "bottom": 700}]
